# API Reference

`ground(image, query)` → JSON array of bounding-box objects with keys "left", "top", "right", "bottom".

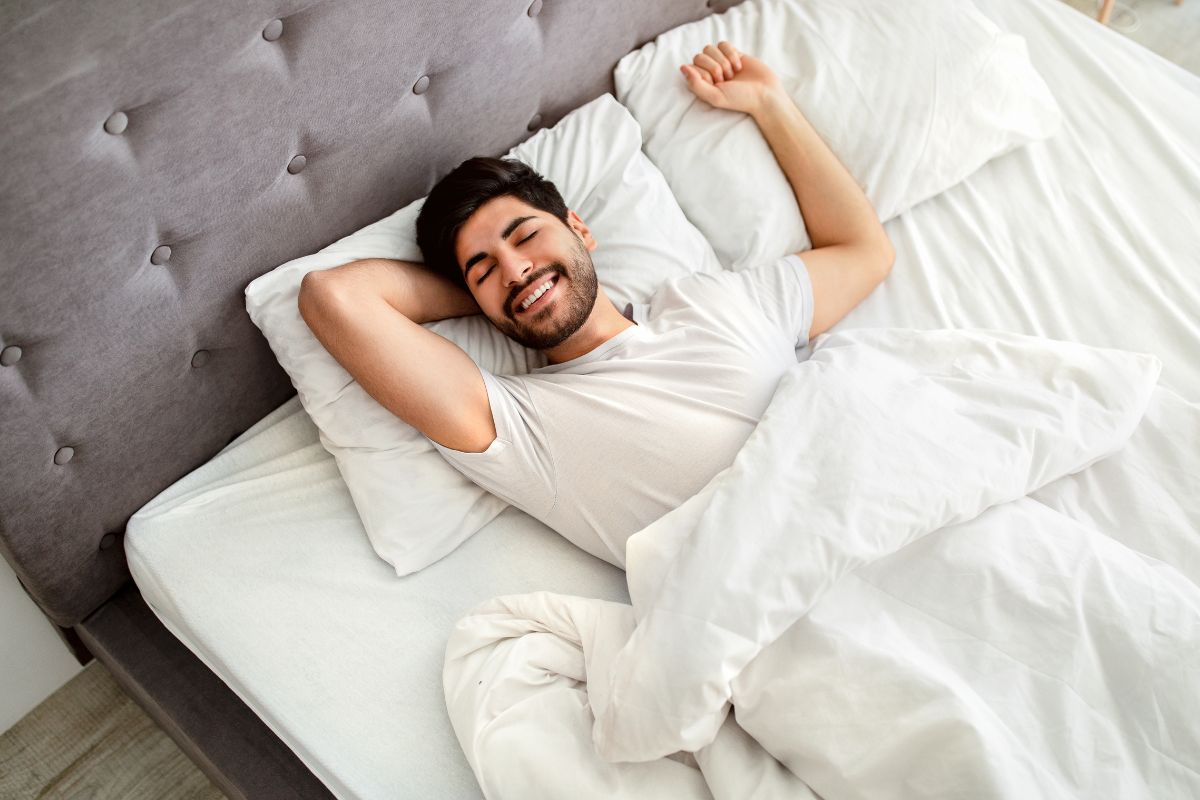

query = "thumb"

[{"left": 680, "top": 64, "right": 724, "bottom": 107}]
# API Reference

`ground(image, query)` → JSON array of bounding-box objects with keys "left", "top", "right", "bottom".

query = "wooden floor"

[
  {"left": 0, "top": 4, "right": 1196, "bottom": 798},
  {"left": 0, "top": 661, "right": 225, "bottom": 800}
]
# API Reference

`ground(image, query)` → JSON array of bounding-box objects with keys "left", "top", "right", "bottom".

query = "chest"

[{"left": 531, "top": 327, "right": 795, "bottom": 467}]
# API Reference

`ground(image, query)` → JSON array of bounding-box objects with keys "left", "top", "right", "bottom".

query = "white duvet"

[{"left": 443, "top": 328, "right": 1200, "bottom": 799}]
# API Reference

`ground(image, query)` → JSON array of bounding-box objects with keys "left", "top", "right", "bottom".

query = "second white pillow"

[{"left": 615, "top": 0, "right": 1062, "bottom": 270}]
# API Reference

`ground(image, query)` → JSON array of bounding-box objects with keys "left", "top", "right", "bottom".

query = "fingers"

[
  {"left": 688, "top": 41, "right": 741, "bottom": 83},
  {"left": 683, "top": 62, "right": 713, "bottom": 86},
  {"left": 680, "top": 64, "right": 711, "bottom": 91},
  {"left": 692, "top": 52, "right": 722, "bottom": 82},
  {"left": 679, "top": 64, "right": 723, "bottom": 104},
  {"left": 718, "top": 41, "right": 742, "bottom": 72},
  {"left": 705, "top": 44, "right": 733, "bottom": 80}
]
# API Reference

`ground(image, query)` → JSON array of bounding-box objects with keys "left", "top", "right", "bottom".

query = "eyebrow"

[{"left": 463, "top": 215, "right": 536, "bottom": 277}]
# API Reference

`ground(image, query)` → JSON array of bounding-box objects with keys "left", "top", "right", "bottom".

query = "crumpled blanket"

[{"left": 443, "top": 328, "right": 1200, "bottom": 800}]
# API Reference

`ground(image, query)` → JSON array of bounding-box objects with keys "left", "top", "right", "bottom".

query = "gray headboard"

[{"left": 0, "top": 0, "right": 740, "bottom": 628}]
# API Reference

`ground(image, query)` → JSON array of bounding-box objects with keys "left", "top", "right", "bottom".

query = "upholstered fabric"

[{"left": 0, "top": 0, "right": 744, "bottom": 626}]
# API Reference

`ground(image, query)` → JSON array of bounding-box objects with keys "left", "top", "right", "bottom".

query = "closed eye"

[{"left": 475, "top": 231, "right": 538, "bottom": 285}]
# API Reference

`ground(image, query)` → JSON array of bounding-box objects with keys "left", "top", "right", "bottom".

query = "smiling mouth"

[{"left": 515, "top": 275, "right": 559, "bottom": 315}]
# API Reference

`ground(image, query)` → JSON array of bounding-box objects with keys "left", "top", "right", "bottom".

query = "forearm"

[
  {"left": 305, "top": 258, "right": 479, "bottom": 324},
  {"left": 751, "top": 89, "right": 886, "bottom": 250}
]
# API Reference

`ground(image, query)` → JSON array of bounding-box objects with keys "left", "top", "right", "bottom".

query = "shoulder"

[
  {"left": 643, "top": 255, "right": 814, "bottom": 349},
  {"left": 650, "top": 254, "right": 808, "bottom": 314}
]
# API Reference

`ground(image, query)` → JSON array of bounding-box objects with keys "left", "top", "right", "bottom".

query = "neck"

[{"left": 541, "top": 293, "right": 634, "bottom": 365}]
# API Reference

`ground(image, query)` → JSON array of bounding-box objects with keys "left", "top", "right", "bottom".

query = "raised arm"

[
  {"left": 681, "top": 42, "right": 894, "bottom": 339},
  {"left": 297, "top": 258, "right": 498, "bottom": 452}
]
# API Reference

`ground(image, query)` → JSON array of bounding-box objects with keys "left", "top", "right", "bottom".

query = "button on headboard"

[{"left": 0, "top": 0, "right": 743, "bottom": 626}]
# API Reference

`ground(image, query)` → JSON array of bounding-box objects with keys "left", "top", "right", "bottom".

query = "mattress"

[
  {"left": 127, "top": 398, "right": 630, "bottom": 799},
  {"left": 125, "top": 0, "right": 1200, "bottom": 798}
]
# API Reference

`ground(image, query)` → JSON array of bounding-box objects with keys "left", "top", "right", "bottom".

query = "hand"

[{"left": 679, "top": 42, "right": 783, "bottom": 116}]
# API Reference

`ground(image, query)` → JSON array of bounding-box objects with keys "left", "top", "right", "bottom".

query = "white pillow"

[
  {"left": 245, "top": 94, "right": 721, "bottom": 575},
  {"left": 614, "top": 0, "right": 1062, "bottom": 271}
]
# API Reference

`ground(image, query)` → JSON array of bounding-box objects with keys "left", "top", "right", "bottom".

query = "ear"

[{"left": 567, "top": 209, "right": 598, "bottom": 253}]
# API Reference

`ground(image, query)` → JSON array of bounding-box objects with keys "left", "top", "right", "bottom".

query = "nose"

[{"left": 498, "top": 245, "right": 534, "bottom": 287}]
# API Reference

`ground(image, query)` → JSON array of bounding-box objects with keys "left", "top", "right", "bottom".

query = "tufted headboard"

[{"left": 0, "top": 0, "right": 744, "bottom": 632}]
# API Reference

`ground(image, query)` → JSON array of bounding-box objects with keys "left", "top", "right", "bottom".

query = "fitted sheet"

[
  {"left": 125, "top": 0, "right": 1200, "bottom": 797},
  {"left": 126, "top": 398, "right": 630, "bottom": 799},
  {"left": 835, "top": 0, "right": 1200, "bottom": 399}
]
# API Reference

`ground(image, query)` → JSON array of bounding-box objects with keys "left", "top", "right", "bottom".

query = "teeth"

[{"left": 520, "top": 279, "right": 555, "bottom": 310}]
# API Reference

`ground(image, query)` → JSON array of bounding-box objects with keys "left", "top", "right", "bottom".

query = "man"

[{"left": 298, "top": 42, "right": 894, "bottom": 566}]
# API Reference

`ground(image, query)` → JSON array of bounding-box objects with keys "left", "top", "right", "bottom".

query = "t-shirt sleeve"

[
  {"left": 660, "top": 253, "right": 815, "bottom": 349},
  {"left": 740, "top": 253, "right": 815, "bottom": 349},
  {"left": 429, "top": 368, "right": 556, "bottom": 517}
]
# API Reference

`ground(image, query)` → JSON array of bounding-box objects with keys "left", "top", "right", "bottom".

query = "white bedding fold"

[
  {"left": 596, "top": 328, "right": 1161, "bottom": 761},
  {"left": 444, "top": 328, "right": 1200, "bottom": 799},
  {"left": 731, "top": 495, "right": 1200, "bottom": 799}
]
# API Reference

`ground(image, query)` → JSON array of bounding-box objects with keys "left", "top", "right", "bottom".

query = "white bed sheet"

[
  {"left": 838, "top": 0, "right": 1200, "bottom": 399},
  {"left": 126, "top": 0, "right": 1200, "bottom": 798},
  {"left": 127, "top": 398, "right": 629, "bottom": 799}
]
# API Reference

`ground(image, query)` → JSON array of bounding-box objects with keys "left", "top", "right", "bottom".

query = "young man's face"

[{"left": 455, "top": 194, "right": 599, "bottom": 351}]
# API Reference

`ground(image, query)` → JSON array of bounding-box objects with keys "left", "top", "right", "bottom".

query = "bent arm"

[
  {"left": 302, "top": 257, "right": 479, "bottom": 324},
  {"left": 297, "top": 259, "right": 496, "bottom": 452},
  {"left": 750, "top": 90, "right": 894, "bottom": 338},
  {"left": 681, "top": 44, "right": 893, "bottom": 340},
  {"left": 751, "top": 92, "right": 889, "bottom": 254}
]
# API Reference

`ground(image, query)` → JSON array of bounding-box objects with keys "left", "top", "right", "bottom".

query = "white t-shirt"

[{"left": 433, "top": 254, "right": 815, "bottom": 567}]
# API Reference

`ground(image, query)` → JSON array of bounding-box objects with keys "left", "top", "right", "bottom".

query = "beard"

[{"left": 489, "top": 236, "right": 599, "bottom": 351}]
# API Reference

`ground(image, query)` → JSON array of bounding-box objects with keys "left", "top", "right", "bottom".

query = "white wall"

[{"left": 0, "top": 557, "right": 82, "bottom": 733}]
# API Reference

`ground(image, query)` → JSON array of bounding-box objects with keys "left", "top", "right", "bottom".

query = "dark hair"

[{"left": 416, "top": 157, "right": 570, "bottom": 289}]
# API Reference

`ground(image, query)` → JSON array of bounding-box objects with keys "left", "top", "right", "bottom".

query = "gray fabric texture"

[{"left": 0, "top": 0, "right": 744, "bottom": 626}]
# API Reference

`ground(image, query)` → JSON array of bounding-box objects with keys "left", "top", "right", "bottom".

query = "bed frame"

[{"left": 0, "top": 1, "right": 743, "bottom": 795}]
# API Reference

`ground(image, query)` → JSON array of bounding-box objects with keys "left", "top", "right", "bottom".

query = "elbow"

[
  {"left": 297, "top": 268, "right": 344, "bottom": 331},
  {"left": 297, "top": 270, "right": 323, "bottom": 324},
  {"left": 875, "top": 233, "right": 895, "bottom": 280}
]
